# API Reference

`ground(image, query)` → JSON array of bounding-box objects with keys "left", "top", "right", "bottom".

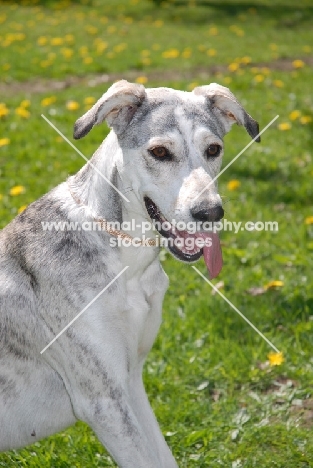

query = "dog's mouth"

[{"left": 144, "top": 196, "right": 223, "bottom": 279}]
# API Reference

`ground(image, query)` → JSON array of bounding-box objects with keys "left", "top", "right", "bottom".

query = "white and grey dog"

[{"left": 0, "top": 80, "right": 260, "bottom": 467}]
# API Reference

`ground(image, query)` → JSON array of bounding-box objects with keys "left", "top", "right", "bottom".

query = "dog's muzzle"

[
  {"left": 190, "top": 202, "right": 224, "bottom": 223},
  {"left": 144, "top": 196, "right": 223, "bottom": 279}
]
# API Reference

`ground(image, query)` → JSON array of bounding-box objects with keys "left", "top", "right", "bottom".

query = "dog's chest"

[{"left": 123, "top": 257, "right": 168, "bottom": 361}]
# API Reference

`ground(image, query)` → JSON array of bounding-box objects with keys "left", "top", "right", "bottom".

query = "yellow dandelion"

[
  {"left": 140, "top": 50, "right": 150, "bottom": 57},
  {"left": 0, "top": 105, "right": 9, "bottom": 118},
  {"left": 229, "top": 25, "right": 244, "bottom": 36},
  {"left": 182, "top": 48, "right": 192, "bottom": 59},
  {"left": 85, "top": 25, "right": 98, "bottom": 35},
  {"left": 236, "top": 29, "right": 245, "bottom": 37},
  {"left": 84, "top": 96, "right": 96, "bottom": 105},
  {"left": 208, "top": 26, "right": 218, "bottom": 35},
  {"left": 61, "top": 48, "right": 73, "bottom": 58},
  {"left": 41, "top": 96, "right": 56, "bottom": 106},
  {"left": 289, "top": 110, "right": 301, "bottom": 121},
  {"left": 264, "top": 280, "right": 284, "bottom": 289},
  {"left": 273, "top": 79, "right": 284, "bottom": 88},
  {"left": 268, "top": 351, "right": 284, "bottom": 366},
  {"left": 241, "top": 55, "right": 252, "bottom": 65},
  {"left": 124, "top": 17, "right": 133, "bottom": 24},
  {"left": 278, "top": 122, "right": 291, "bottom": 131},
  {"left": 223, "top": 76, "right": 232, "bottom": 84},
  {"left": 207, "top": 48, "right": 217, "bottom": 57},
  {"left": 300, "top": 115, "right": 312, "bottom": 124},
  {"left": 64, "top": 34, "right": 74, "bottom": 43},
  {"left": 18, "top": 205, "right": 27, "bottom": 213},
  {"left": 303, "top": 45, "right": 311, "bottom": 53},
  {"left": 228, "top": 62, "right": 239, "bottom": 72},
  {"left": 66, "top": 101, "right": 80, "bottom": 111},
  {"left": 79, "top": 46, "right": 88, "bottom": 56},
  {"left": 153, "top": 19, "right": 163, "bottom": 27},
  {"left": 37, "top": 36, "right": 47, "bottom": 46},
  {"left": 9, "top": 185, "right": 25, "bottom": 196},
  {"left": 270, "top": 43, "right": 277, "bottom": 50},
  {"left": 162, "top": 48, "right": 180, "bottom": 59},
  {"left": 227, "top": 179, "right": 240, "bottom": 191},
  {"left": 305, "top": 216, "right": 313, "bottom": 225},
  {"left": 3, "top": 64, "right": 11, "bottom": 71},
  {"left": 50, "top": 37, "right": 63, "bottom": 46},
  {"left": 141, "top": 57, "right": 151, "bottom": 66},
  {"left": 40, "top": 60, "right": 51, "bottom": 68},
  {"left": 135, "top": 76, "right": 148, "bottom": 84},
  {"left": 0, "top": 138, "right": 10, "bottom": 147},
  {"left": 0, "top": 194, "right": 3, "bottom": 201},
  {"left": 96, "top": 42, "right": 108, "bottom": 54},
  {"left": 292, "top": 59, "right": 305, "bottom": 69},
  {"left": 260, "top": 67, "right": 270, "bottom": 75},
  {"left": 83, "top": 57, "right": 93, "bottom": 64},
  {"left": 254, "top": 74, "right": 264, "bottom": 83},
  {"left": 114, "top": 43, "right": 127, "bottom": 53},
  {"left": 15, "top": 107, "right": 30, "bottom": 119},
  {"left": 20, "top": 100, "right": 30, "bottom": 108}
]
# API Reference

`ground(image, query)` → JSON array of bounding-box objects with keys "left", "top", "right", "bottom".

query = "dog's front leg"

[
  {"left": 123, "top": 263, "right": 178, "bottom": 468},
  {"left": 45, "top": 329, "right": 164, "bottom": 468},
  {"left": 128, "top": 367, "right": 179, "bottom": 468},
  {"left": 78, "top": 388, "right": 161, "bottom": 468}
]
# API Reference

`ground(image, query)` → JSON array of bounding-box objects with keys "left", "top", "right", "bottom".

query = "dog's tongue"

[
  {"left": 174, "top": 228, "right": 223, "bottom": 279},
  {"left": 198, "top": 232, "right": 223, "bottom": 279}
]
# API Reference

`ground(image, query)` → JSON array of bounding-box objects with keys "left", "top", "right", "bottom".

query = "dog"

[{"left": 0, "top": 80, "right": 259, "bottom": 467}]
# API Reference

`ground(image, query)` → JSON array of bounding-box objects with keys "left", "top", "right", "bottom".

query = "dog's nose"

[{"left": 190, "top": 203, "right": 224, "bottom": 222}]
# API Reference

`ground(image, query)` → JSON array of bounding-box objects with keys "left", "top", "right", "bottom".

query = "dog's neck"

[
  {"left": 70, "top": 132, "right": 160, "bottom": 270},
  {"left": 71, "top": 132, "right": 123, "bottom": 223}
]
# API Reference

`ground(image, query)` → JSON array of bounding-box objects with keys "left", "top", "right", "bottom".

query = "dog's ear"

[
  {"left": 193, "top": 83, "right": 260, "bottom": 142},
  {"left": 73, "top": 80, "right": 146, "bottom": 139}
]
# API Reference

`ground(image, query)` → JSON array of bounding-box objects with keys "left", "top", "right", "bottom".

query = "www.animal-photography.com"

[{"left": 0, "top": 0, "right": 312, "bottom": 467}]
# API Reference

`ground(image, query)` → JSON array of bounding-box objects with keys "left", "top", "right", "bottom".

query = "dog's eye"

[
  {"left": 206, "top": 144, "right": 221, "bottom": 158},
  {"left": 150, "top": 146, "right": 170, "bottom": 159}
]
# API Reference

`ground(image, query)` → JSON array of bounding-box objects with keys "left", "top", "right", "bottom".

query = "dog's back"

[{"left": 0, "top": 188, "right": 80, "bottom": 450}]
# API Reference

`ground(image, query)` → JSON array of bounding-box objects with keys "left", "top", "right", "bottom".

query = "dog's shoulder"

[
  {"left": 0, "top": 182, "right": 117, "bottom": 289},
  {"left": 0, "top": 183, "right": 69, "bottom": 258}
]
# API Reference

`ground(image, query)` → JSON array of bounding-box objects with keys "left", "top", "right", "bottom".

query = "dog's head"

[{"left": 74, "top": 80, "right": 260, "bottom": 278}]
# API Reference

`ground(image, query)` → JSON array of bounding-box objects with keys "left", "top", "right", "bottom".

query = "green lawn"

[{"left": 0, "top": 0, "right": 313, "bottom": 466}]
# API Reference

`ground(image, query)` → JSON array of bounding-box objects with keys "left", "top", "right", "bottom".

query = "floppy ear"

[
  {"left": 193, "top": 83, "right": 260, "bottom": 142},
  {"left": 73, "top": 80, "right": 146, "bottom": 139}
]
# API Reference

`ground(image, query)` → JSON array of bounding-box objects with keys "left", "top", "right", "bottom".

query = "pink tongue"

[
  {"left": 175, "top": 229, "right": 223, "bottom": 279},
  {"left": 198, "top": 232, "right": 223, "bottom": 279}
]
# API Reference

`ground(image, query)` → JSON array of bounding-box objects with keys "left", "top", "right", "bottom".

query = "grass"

[{"left": 0, "top": 0, "right": 313, "bottom": 466}]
